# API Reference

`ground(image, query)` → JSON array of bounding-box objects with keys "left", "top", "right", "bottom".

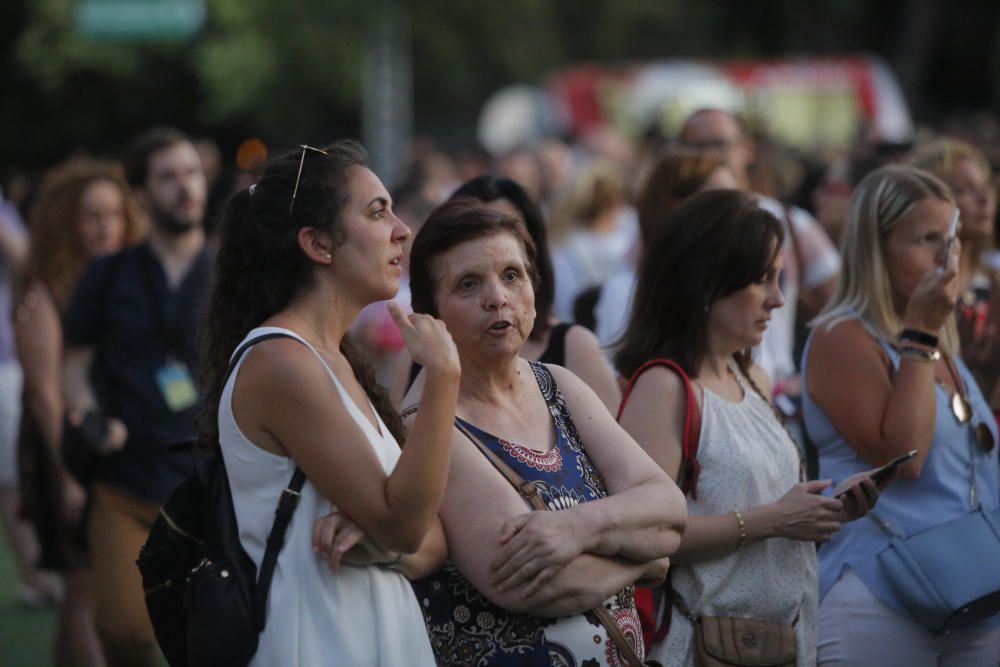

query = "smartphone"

[
  {"left": 870, "top": 449, "right": 918, "bottom": 483},
  {"left": 834, "top": 449, "right": 917, "bottom": 498},
  {"left": 940, "top": 209, "right": 960, "bottom": 269},
  {"left": 78, "top": 409, "right": 109, "bottom": 452}
]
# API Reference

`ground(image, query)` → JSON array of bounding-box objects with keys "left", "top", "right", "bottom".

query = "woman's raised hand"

[
  {"left": 903, "top": 241, "right": 961, "bottom": 333},
  {"left": 769, "top": 479, "right": 844, "bottom": 543},
  {"left": 388, "top": 302, "right": 460, "bottom": 379}
]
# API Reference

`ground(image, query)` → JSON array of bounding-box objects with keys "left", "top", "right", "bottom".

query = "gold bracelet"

[
  {"left": 733, "top": 510, "right": 748, "bottom": 549},
  {"left": 899, "top": 346, "right": 941, "bottom": 362}
]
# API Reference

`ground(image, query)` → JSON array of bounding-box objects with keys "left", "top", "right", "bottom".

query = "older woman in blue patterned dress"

[{"left": 401, "top": 199, "right": 686, "bottom": 667}]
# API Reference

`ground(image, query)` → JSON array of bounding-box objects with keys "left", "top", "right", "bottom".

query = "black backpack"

[{"left": 136, "top": 332, "right": 306, "bottom": 667}]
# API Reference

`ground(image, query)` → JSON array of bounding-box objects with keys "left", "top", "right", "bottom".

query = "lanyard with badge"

[{"left": 144, "top": 249, "right": 207, "bottom": 413}]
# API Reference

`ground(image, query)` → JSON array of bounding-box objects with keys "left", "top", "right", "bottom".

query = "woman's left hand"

[
  {"left": 312, "top": 510, "right": 395, "bottom": 573},
  {"left": 489, "top": 510, "right": 588, "bottom": 596},
  {"left": 831, "top": 472, "right": 881, "bottom": 522}
]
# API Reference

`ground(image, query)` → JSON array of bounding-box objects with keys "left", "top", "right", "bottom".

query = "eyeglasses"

[{"left": 289, "top": 144, "right": 328, "bottom": 215}]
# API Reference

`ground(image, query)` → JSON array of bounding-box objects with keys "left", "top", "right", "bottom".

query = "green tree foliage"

[{"left": 2, "top": 0, "right": 999, "bottom": 170}]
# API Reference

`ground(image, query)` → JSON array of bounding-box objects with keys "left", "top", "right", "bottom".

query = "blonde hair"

[
  {"left": 814, "top": 164, "right": 958, "bottom": 352},
  {"left": 549, "top": 160, "right": 626, "bottom": 238},
  {"left": 909, "top": 138, "right": 991, "bottom": 182}
]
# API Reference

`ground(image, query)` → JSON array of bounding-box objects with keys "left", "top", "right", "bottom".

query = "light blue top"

[{"left": 801, "top": 319, "right": 1000, "bottom": 620}]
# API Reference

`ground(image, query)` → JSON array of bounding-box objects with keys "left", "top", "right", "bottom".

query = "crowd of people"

[{"left": 2, "top": 106, "right": 1000, "bottom": 667}]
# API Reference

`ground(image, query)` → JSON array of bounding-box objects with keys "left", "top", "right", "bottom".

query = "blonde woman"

[
  {"left": 803, "top": 165, "right": 1000, "bottom": 665},
  {"left": 550, "top": 161, "right": 635, "bottom": 321},
  {"left": 910, "top": 139, "right": 1000, "bottom": 409}
]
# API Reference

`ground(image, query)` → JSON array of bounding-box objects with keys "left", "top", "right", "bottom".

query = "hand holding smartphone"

[
  {"left": 835, "top": 449, "right": 917, "bottom": 498},
  {"left": 869, "top": 449, "right": 918, "bottom": 483},
  {"left": 78, "top": 409, "right": 110, "bottom": 452},
  {"left": 940, "top": 209, "right": 960, "bottom": 271}
]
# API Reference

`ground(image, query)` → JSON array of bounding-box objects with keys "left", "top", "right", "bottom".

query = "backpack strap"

[
  {"left": 220, "top": 332, "right": 308, "bottom": 633},
  {"left": 253, "top": 467, "right": 306, "bottom": 631},
  {"left": 454, "top": 420, "right": 649, "bottom": 667},
  {"left": 617, "top": 359, "right": 702, "bottom": 499}
]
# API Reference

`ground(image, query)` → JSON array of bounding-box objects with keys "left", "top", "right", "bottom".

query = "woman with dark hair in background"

[
  {"left": 402, "top": 198, "right": 685, "bottom": 666},
  {"left": 15, "top": 157, "right": 146, "bottom": 666},
  {"left": 394, "top": 175, "right": 620, "bottom": 413},
  {"left": 616, "top": 190, "right": 879, "bottom": 666},
  {"left": 202, "top": 141, "right": 458, "bottom": 665},
  {"left": 595, "top": 149, "right": 737, "bottom": 349}
]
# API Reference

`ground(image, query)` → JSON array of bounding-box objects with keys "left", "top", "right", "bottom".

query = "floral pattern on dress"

[
  {"left": 499, "top": 437, "right": 563, "bottom": 472},
  {"left": 412, "top": 362, "right": 641, "bottom": 667}
]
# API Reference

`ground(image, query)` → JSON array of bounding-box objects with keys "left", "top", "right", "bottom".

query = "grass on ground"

[{"left": 0, "top": 526, "right": 56, "bottom": 666}]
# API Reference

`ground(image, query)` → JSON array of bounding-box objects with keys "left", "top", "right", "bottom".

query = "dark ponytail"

[{"left": 199, "top": 141, "right": 404, "bottom": 449}]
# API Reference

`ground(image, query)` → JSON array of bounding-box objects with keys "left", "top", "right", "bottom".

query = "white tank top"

[
  {"left": 651, "top": 362, "right": 818, "bottom": 667},
  {"left": 218, "top": 326, "right": 436, "bottom": 666}
]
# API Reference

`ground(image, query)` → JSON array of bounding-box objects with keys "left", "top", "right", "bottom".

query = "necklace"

[
  {"left": 942, "top": 354, "right": 995, "bottom": 452},
  {"left": 942, "top": 354, "right": 972, "bottom": 424}
]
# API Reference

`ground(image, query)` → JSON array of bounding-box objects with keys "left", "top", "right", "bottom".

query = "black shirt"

[{"left": 64, "top": 242, "right": 213, "bottom": 502}]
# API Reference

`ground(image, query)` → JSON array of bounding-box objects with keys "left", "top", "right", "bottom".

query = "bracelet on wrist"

[
  {"left": 899, "top": 346, "right": 941, "bottom": 362},
  {"left": 733, "top": 510, "right": 748, "bottom": 550},
  {"left": 899, "top": 328, "right": 939, "bottom": 349}
]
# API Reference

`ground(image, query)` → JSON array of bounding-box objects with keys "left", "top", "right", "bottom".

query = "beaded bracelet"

[{"left": 733, "top": 510, "right": 748, "bottom": 549}]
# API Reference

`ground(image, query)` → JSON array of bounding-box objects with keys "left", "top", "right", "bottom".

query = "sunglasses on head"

[{"left": 289, "top": 144, "right": 328, "bottom": 215}]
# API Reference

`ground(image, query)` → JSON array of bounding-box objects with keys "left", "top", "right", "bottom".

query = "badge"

[{"left": 155, "top": 360, "right": 199, "bottom": 412}]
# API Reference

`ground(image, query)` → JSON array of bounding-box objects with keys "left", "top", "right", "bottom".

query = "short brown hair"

[
  {"left": 409, "top": 198, "right": 539, "bottom": 317},
  {"left": 636, "top": 148, "right": 726, "bottom": 248},
  {"left": 123, "top": 126, "right": 192, "bottom": 189}
]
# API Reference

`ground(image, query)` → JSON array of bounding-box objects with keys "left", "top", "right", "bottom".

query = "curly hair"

[
  {"left": 27, "top": 157, "right": 146, "bottom": 309},
  {"left": 200, "top": 140, "right": 404, "bottom": 447}
]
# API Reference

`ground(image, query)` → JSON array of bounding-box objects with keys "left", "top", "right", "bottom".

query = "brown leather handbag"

[
  {"left": 691, "top": 615, "right": 796, "bottom": 667},
  {"left": 675, "top": 596, "right": 797, "bottom": 667}
]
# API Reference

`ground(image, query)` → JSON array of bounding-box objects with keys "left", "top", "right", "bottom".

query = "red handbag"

[{"left": 617, "top": 359, "right": 702, "bottom": 651}]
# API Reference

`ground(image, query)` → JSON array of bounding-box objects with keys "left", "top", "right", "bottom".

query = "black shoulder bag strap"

[{"left": 220, "top": 332, "right": 307, "bottom": 633}]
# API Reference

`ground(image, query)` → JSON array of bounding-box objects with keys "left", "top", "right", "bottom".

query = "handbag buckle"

[{"left": 741, "top": 632, "right": 759, "bottom": 649}]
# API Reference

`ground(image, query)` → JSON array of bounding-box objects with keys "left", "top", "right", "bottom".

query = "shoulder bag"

[
  {"left": 618, "top": 359, "right": 799, "bottom": 666},
  {"left": 871, "top": 435, "right": 1000, "bottom": 634},
  {"left": 136, "top": 332, "right": 306, "bottom": 666}
]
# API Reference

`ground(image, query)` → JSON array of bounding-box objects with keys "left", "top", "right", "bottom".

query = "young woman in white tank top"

[{"left": 201, "top": 141, "right": 459, "bottom": 666}]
